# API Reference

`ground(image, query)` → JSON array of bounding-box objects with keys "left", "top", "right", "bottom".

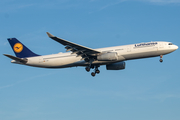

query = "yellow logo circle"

[{"left": 13, "top": 43, "right": 23, "bottom": 53}]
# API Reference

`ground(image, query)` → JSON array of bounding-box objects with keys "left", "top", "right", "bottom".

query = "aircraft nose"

[{"left": 175, "top": 45, "right": 178, "bottom": 50}]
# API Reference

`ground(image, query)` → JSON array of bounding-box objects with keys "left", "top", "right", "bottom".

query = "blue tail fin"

[{"left": 8, "top": 38, "right": 40, "bottom": 58}]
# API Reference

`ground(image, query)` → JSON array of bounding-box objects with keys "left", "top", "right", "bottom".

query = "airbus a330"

[{"left": 4, "top": 32, "right": 178, "bottom": 77}]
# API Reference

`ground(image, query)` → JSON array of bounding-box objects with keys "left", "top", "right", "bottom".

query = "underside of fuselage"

[{"left": 20, "top": 47, "right": 177, "bottom": 69}]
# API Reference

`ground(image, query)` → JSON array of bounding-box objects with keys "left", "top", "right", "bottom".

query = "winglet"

[{"left": 46, "top": 32, "right": 54, "bottom": 38}]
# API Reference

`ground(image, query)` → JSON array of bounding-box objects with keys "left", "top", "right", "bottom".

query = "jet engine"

[
  {"left": 97, "top": 52, "right": 118, "bottom": 61},
  {"left": 106, "top": 62, "right": 125, "bottom": 70}
]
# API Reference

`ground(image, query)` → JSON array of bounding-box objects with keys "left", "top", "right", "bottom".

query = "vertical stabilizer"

[{"left": 8, "top": 38, "right": 39, "bottom": 58}]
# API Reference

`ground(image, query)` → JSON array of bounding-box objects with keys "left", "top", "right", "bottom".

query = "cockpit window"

[{"left": 168, "top": 43, "right": 173, "bottom": 45}]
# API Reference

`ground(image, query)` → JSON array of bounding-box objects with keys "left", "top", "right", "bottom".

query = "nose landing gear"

[{"left": 160, "top": 55, "right": 163, "bottom": 63}]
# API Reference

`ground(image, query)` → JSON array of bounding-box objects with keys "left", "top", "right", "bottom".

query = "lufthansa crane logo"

[{"left": 13, "top": 43, "right": 23, "bottom": 53}]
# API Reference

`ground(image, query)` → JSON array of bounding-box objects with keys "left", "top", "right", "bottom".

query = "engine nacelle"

[
  {"left": 97, "top": 52, "right": 118, "bottom": 61},
  {"left": 106, "top": 62, "right": 125, "bottom": 70}
]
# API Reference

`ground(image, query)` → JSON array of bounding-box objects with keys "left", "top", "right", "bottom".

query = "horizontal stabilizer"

[{"left": 3, "top": 54, "right": 27, "bottom": 63}]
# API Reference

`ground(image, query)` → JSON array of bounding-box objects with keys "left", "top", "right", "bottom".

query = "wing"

[{"left": 46, "top": 32, "right": 101, "bottom": 58}]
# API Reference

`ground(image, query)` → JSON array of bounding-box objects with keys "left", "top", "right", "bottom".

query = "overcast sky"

[{"left": 0, "top": 0, "right": 180, "bottom": 120}]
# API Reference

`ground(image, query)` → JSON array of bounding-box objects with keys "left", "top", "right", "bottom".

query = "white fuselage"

[{"left": 12, "top": 41, "right": 178, "bottom": 68}]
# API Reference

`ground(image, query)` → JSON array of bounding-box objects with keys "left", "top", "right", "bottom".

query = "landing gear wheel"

[
  {"left": 91, "top": 65, "right": 94, "bottom": 69},
  {"left": 159, "top": 55, "right": 163, "bottom": 63},
  {"left": 95, "top": 69, "right": 100, "bottom": 74},
  {"left": 160, "top": 59, "right": 163, "bottom": 63},
  {"left": 91, "top": 72, "right": 96, "bottom": 77},
  {"left": 85, "top": 67, "right": 90, "bottom": 72}
]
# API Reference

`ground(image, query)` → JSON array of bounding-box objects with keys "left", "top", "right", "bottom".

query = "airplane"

[{"left": 4, "top": 32, "right": 178, "bottom": 77}]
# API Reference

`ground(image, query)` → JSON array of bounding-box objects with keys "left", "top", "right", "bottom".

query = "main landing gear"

[
  {"left": 85, "top": 65, "right": 100, "bottom": 77},
  {"left": 91, "top": 66, "right": 100, "bottom": 77},
  {"left": 85, "top": 58, "right": 100, "bottom": 77},
  {"left": 160, "top": 55, "right": 163, "bottom": 63}
]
